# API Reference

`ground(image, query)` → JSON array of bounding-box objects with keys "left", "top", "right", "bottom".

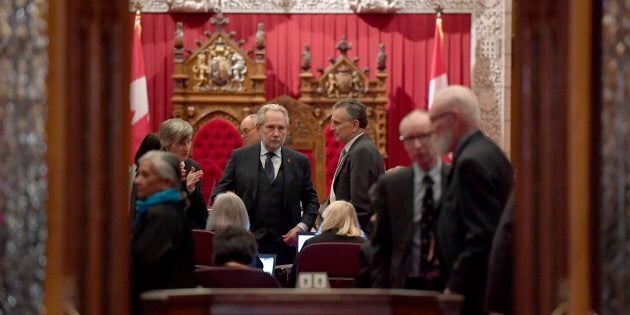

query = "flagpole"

[
  {"left": 427, "top": 5, "right": 447, "bottom": 109},
  {"left": 130, "top": 0, "right": 151, "bottom": 163}
]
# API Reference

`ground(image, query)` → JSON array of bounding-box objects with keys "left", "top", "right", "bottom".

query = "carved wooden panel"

[
  {"left": 172, "top": 12, "right": 267, "bottom": 130},
  {"left": 299, "top": 37, "right": 388, "bottom": 159}
]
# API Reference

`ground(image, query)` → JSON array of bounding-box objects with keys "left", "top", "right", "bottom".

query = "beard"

[{"left": 433, "top": 128, "right": 454, "bottom": 156}]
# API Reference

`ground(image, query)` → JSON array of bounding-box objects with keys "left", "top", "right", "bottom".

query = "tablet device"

[
  {"left": 297, "top": 232, "right": 317, "bottom": 252},
  {"left": 258, "top": 254, "right": 276, "bottom": 275}
]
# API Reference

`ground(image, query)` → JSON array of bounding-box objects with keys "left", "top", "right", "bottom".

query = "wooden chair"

[
  {"left": 296, "top": 242, "right": 363, "bottom": 288},
  {"left": 195, "top": 266, "right": 281, "bottom": 288},
  {"left": 192, "top": 229, "right": 214, "bottom": 268}
]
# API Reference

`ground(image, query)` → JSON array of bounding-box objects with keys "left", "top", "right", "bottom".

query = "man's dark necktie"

[
  {"left": 419, "top": 175, "right": 439, "bottom": 278},
  {"left": 265, "top": 152, "right": 275, "bottom": 183}
]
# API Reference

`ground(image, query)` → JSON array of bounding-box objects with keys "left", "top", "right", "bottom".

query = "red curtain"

[{"left": 139, "top": 13, "right": 470, "bottom": 167}]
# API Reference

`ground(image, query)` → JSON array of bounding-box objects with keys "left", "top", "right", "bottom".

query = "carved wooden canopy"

[
  {"left": 172, "top": 12, "right": 267, "bottom": 130},
  {"left": 299, "top": 37, "right": 388, "bottom": 158}
]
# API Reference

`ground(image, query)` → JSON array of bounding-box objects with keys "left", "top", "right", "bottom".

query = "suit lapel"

[
  {"left": 401, "top": 169, "right": 415, "bottom": 228},
  {"left": 282, "top": 147, "right": 292, "bottom": 207},
  {"left": 248, "top": 145, "right": 261, "bottom": 202},
  {"left": 332, "top": 134, "right": 365, "bottom": 187}
]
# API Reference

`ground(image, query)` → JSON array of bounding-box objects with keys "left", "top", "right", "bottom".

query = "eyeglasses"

[
  {"left": 399, "top": 132, "right": 432, "bottom": 143},
  {"left": 429, "top": 111, "right": 453, "bottom": 123}
]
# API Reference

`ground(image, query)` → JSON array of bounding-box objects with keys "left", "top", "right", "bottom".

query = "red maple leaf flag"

[
  {"left": 130, "top": 11, "right": 151, "bottom": 162},
  {"left": 428, "top": 12, "right": 447, "bottom": 109}
]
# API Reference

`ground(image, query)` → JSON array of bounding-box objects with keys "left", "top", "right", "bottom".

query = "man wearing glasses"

[
  {"left": 429, "top": 85, "right": 513, "bottom": 315},
  {"left": 370, "top": 110, "right": 448, "bottom": 291},
  {"left": 328, "top": 98, "right": 384, "bottom": 235},
  {"left": 239, "top": 114, "right": 260, "bottom": 147}
]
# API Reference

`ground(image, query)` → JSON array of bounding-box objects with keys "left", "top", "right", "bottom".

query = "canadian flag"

[
  {"left": 130, "top": 12, "right": 151, "bottom": 162},
  {"left": 428, "top": 13, "right": 447, "bottom": 109}
]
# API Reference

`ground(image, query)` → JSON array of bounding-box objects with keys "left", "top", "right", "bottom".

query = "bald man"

[
  {"left": 429, "top": 85, "right": 513, "bottom": 314},
  {"left": 370, "top": 110, "right": 448, "bottom": 290},
  {"left": 240, "top": 114, "right": 260, "bottom": 147}
]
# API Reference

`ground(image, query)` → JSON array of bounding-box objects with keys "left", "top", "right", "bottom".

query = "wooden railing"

[{"left": 141, "top": 288, "right": 462, "bottom": 315}]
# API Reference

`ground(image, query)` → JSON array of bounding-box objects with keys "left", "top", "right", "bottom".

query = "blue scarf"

[{"left": 133, "top": 188, "right": 182, "bottom": 227}]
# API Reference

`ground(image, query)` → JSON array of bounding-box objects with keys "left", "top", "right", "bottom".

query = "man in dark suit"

[
  {"left": 370, "top": 110, "right": 449, "bottom": 290},
  {"left": 485, "top": 191, "right": 514, "bottom": 315},
  {"left": 212, "top": 104, "right": 319, "bottom": 265},
  {"left": 329, "top": 98, "right": 384, "bottom": 234},
  {"left": 429, "top": 86, "right": 513, "bottom": 314}
]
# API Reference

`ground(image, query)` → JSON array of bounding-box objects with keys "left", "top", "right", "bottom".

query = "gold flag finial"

[
  {"left": 133, "top": 1, "right": 143, "bottom": 16},
  {"left": 435, "top": 5, "right": 443, "bottom": 19}
]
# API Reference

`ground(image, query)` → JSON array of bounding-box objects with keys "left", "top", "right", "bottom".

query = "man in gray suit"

[
  {"left": 212, "top": 104, "right": 319, "bottom": 265},
  {"left": 370, "top": 110, "right": 449, "bottom": 290},
  {"left": 328, "top": 98, "right": 384, "bottom": 235}
]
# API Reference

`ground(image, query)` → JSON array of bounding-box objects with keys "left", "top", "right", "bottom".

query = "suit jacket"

[
  {"left": 370, "top": 164, "right": 449, "bottom": 289},
  {"left": 212, "top": 144, "right": 319, "bottom": 238},
  {"left": 485, "top": 191, "right": 514, "bottom": 314},
  {"left": 435, "top": 130, "right": 513, "bottom": 314},
  {"left": 332, "top": 134, "right": 384, "bottom": 233}
]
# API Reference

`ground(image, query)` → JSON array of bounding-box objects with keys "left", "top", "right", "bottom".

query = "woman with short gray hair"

[{"left": 158, "top": 118, "right": 207, "bottom": 229}]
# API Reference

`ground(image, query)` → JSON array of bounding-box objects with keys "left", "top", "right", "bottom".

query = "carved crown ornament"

[
  {"left": 299, "top": 37, "right": 388, "bottom": 158},
  {"left": 171, "top": 11, "right": 267, "bottom": 129}
]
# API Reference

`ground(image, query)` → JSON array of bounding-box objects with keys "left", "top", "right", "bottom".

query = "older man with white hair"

[
  {"left": 429, "top": 85, "right": 513, "bottom": 315},
  {"left": 212, "top": 104, "right": 319, "bottom": 265}
]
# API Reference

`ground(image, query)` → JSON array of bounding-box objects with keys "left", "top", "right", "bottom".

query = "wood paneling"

[
  {"left": 46, "top": 0, "right": 131, "bottom": 314},
  {"left": 512, "top": 0, "right": 595, "bottom": 314},
  {"left": 141, "top": 289, "right": 463, "bottom": 315}
]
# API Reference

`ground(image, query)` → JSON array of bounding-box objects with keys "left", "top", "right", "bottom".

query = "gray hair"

[
  {"left": 256, "top": 104, "right": 289, "bottom": 126},
  {"left": 138, "top": 151, "right": 181, "bottom": 190},
  {"left": 435, "top": 85, "right": 480, "bottom": 127},
  {"left": 158, "top": 118, "right": 193, "bottom": 148},
  {"left": 206, "top": 192, "right": 250, "bottom": 233},
  {"left": 332, "top": 98, "right": 368, "bottom": 128}
]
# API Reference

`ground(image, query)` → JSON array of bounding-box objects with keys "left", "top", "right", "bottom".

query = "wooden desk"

[{"left": 141, "top": 288, "right": 463, "bottom": 315}]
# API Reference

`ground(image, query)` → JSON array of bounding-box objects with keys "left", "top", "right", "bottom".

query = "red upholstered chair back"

[
  {"left": 296, "top": 242, "right": 362, "bottom": 288},
  {"left": 195, "top": 266, "right": 281, "bottom": 288},
  {"left": 197, "top": 158, "right": 222, "bottom": 203},
  {"left": 324, "top": 126, "right": 345, "bottom": 193},
  {"left": 192, "top": 229, "right": 215, "bottom": 268},
  {"left": 192, "top": 119, "right": 242, "bottom": 200}
]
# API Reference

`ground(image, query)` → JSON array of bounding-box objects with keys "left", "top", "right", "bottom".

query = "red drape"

[{"left": 139, "top": 13, "right": 470, "bottom": 167}]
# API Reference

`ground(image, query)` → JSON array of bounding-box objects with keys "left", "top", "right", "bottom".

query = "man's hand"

[
  {"left": 186, "top": 166, "right": 204, "bottom": 193},
  {"left": 282, "top": 226, "right": 303, "bottom": 246}
]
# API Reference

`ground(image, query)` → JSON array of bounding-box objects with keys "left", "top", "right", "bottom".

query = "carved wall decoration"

[
  {"left": 268, "top": 96, "right": 327, "bottom": 202},
  {"left": 166, "top": 0, "right": 218, "bottom": 12},
  {"left": 348, "top": 0, "right": 402, "bottom": 13},
  {"left": 600, "top": 0, "right": 629, "bottom": 314},
  {"left": 132, "top": 0, "right": 511, "bottom": 155},
  {"left": 0, "top": 0, "right": 48, "bottom": 313},
  {"left": 300, "top": 37, "right": 388, "bottom": 158},
  {"left": 172, "top": 11, "right": 267, "bottom": 129}
]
